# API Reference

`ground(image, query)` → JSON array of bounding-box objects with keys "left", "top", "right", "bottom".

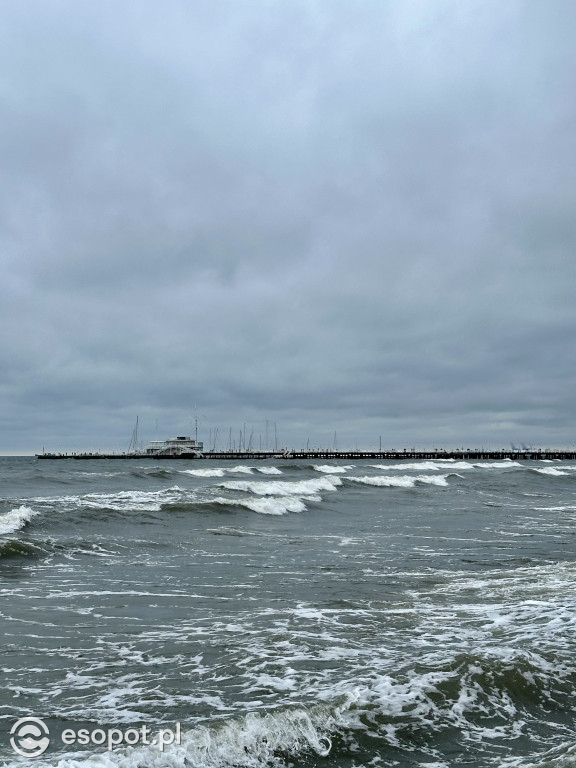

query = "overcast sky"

[{"left": 1, "top": 0, "right": 575, "bottom": 453}]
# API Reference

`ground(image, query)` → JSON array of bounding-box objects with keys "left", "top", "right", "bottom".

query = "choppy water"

[{"left": 1, "top": 455, "right": 576, "bottom": 768}]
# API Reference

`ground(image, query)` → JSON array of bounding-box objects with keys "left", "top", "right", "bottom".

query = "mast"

[{"left": 128, "top": 416, "right": 139, "bottom": 454}]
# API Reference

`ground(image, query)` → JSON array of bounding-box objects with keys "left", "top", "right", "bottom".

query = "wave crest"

[
  {"left": 0, "top": 505, "right": 40, "bottom": 536},
  {"left": 214, "top": 496, "right": 309, "bottom": 515},
  {"left": 312, "top": 465, "right": 353, "bottom": 474},
  {"left": 349, "top": 474, "right": 453, "bottom": 488},
  {"left": 221, "top": 477, "right": 342, "bottom": 496}
]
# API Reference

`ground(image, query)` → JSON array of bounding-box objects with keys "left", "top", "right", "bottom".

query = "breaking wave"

[
  {"left": 213, "top": 496, "right": 309, "bottom": 516},
  {"left": 182, "top": 468, "right": 227, "bottom": 477},
  {"left": 533, "top": 467, "right": 571, "bottom": 477},
  {"left": 33, "top": 704, "right": 336, "bottom": 768},
  {"left": 370, "top": 460, "right": 522, "bottom": 471},
  {"left": 0, "top": 505, "right": 40, "bottom": 535},
  {"left": 184, "top": 466, "right": 283, "bottom": 477},
  {"left": 220, "top": 477, "right": 342, "bottom": 496},
  {"left": 312, "top": 465, "right": 353, "bottom": 474},
  {"left": 348, "top": 473, "right": 456, "bottom": 487},
  {"left": 82, "top": 487, "right": 188, "bottom": 512}
]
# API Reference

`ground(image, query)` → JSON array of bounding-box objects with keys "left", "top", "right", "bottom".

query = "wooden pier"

[{"left": 37, "top": 450, "right": 576, "bottom": 461}]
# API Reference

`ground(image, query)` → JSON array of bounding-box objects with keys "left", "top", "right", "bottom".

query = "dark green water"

[{"left": 1, "top": 456, "right": 576, "bottom": 767}]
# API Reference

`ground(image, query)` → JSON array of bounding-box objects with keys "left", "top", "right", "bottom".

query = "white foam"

[
  {"left": 535, "top": 506, "right": 576, "bottom": 512},
  {"left": 30, "top": 557, "right": 576, "bottom": 767},
  {"left": 37, "top": 706, "right": 335, "bottom": 768},
  {"left": 256, "top": 467, "right": 283, "bottom": 475},
  {"left": 181, "top": 468, "right": 226, "bottom": 477},
  {"left": 228, "top": 465, "right": 255, "bottom": 474},
  {"left": 292, "top": 605, "right": 332, "bottom": 620},
  {"left": 215, "top": 495, "right": 309, "bottom": 515},
  {"left": 370, "top": 461, "right": 473, "bottom": 471},
  {"left": 251, "top": 672, "right": 297, "bottom": 691},
  {"left": 475, "top": 461, "right": 522, "bottom": 468},
  {"left": 221, "top": 476, "right": 342, "bottom": 496},
  {"left": 535, "top": 467, "right": 569, "bottom": 476},
  {"left": 82, "top": 487, "right": 185, "bottom": 512},
  {"left": 371, "top": 460, "right": 521, "bottom": 471},
  {"left": 0, "top": 505, "right": 40, "bottom": 535},
  {"left": 312, "top": 465, "right": 353, "bottom": 474},
  {"left": 349, "top": 474, "right": 451, "bottom": 488}
]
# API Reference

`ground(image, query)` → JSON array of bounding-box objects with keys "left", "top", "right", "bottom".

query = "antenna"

[{"left": 191, "top": 408, "right": 205, "bottom": 446}]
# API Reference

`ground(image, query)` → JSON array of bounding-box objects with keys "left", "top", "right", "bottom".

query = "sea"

[{"left": 1, "top": 455, "right": 576, "bottom": 768}]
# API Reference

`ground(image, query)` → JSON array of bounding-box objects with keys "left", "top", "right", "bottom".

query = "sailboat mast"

[{"left": 129, "top": 416, "right": 139, "bottom": 454}]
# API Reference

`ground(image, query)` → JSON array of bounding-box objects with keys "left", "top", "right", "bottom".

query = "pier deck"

[{"left": 37, "top": 450, "right": 576, "bottom": 461}]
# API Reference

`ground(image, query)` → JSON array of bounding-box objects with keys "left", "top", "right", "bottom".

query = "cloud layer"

[{"left": 2, "top": 1, "right": 575, "bottom": 452}]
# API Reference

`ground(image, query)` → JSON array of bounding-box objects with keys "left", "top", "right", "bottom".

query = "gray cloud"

[{"left": 1, "top": 0, "right": 575, "bottom": 452}]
